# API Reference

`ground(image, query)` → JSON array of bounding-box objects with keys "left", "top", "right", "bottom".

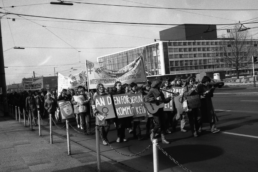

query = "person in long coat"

[{"left": 197, "top": 76, "right": 220, "bottom": 134}]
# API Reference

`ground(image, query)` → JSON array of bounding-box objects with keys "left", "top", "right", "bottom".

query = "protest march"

[{"left": 7, "top": 56, "right": 220, "bottom": 148}]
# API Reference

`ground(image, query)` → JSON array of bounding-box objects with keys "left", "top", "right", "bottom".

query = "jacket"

[{"left": 44, "top": 97, "right": 57, "bottom": 113}]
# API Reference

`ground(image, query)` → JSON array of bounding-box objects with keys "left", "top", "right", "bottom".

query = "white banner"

[
  {"left": 58, "top": 71, "right": 87, "bottom": 95},
  {"left": 23, "top": 78, "right": 43, "bottom": 91},
  {"left": 87, "top": 57, "right": 147, "bottom": 89}
]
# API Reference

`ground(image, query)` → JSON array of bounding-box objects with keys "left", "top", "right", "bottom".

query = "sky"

[{"left": 1, "top": 0, "right": 258, "bottom": 84}]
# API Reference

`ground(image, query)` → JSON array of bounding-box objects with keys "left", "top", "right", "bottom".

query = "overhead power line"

[
  {"left": 7, "top": 63, "right": 82, "bottom": 68},
  {"left": 0, "top": 3, "right": 49, "bottom": 8},
  {"left": 0, "top": 11, "right": 246, "bottom": 26},
  {"left": 66, "top": 1, "right": 258, "bottom": 11}
]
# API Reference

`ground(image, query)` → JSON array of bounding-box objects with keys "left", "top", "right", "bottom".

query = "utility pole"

[
  {"left": 54, "top": 67, "right": 56, "bottom": 76},
  {"left": 33, "top": 71, "right": 35, "bottom": 78},
  {"left": 0, "top": 18, "right": 7, "bottom": 115}
]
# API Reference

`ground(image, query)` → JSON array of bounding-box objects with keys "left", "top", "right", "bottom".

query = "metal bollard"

[
  {"left": 18, "top": 107, "right": 21, "bottom": 122},
  {"left": 50, "top": 113, "right": 53, "bottom": 144},
  {"left": 15, "top": 106, "right": 17, "bottom": 120},
  {"left": 153, "top": 139, "right": 159, "bottom": 172},
  {"left": 96, "top": 125, "right": 101, "bottom": 172},
  {"left": 23, "top": 109, "right": 26, "bottom": 126},
  {"left": 30, "top": 111, "right": 33, "bottom": 131},
  {"left": 66, "top": 120, "right": 71, "bottom": 155},
  {"left": 38, "top": 110, "right": 41, "bottom": 136}
]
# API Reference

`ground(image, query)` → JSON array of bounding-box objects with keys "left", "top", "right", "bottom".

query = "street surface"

[{"left": 0, "top": 86, "right": 258, "bottom": 172}]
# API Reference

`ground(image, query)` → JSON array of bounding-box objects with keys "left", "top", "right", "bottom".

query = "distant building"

[
  {"left": 21, "top": 76, "right": 57, "bottom": 91},
  {"left": 7, "top": 83, "right": 23, "bottom": 93},
  {"left": 97, "top": 24, "right": 258, "bottom": 80}
]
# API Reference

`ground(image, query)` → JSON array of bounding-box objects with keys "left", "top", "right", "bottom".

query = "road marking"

[
  {"left": 215, "top": 92, "right": 258, "bottom": 95},
  {"left": 241, "top": 100, "right": 258, "bottom": 103},
  {"left": 215, "top": 109, "right": 231, "bottom": 112},
  {"left": 223, "top": 132, "right": 258, "bottom": 139},
  {"left": 215, "top": 109, "right": 257, "bottom": 114}
]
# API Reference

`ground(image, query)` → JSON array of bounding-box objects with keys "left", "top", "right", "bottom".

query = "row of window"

[
  {"left": 168, "top": 52, "right": 249, "bottom": 59},
  {"left": 170, "top": 64, "right": 233, "bottom": 71},
  {"left": 167, "top": 41, "right": 257, "bottom": 47},
  {"left": 169, "top": 58, "right": 249, "bottom": 67}
]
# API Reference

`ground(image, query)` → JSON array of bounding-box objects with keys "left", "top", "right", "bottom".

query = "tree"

[{"left": 222, "top": 24, "right": 257, "bottom": 79}]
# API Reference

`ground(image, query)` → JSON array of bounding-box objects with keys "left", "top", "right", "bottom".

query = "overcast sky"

[{"left": 2, "top": 0, "right": 258, "bottom": 84}]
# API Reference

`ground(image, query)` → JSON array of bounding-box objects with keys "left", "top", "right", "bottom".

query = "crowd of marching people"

[{"left": 7, "top": 75, "right": 220, "bottom": 146}]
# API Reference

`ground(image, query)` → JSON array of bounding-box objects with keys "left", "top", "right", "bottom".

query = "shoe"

[
  {"left": 77, "top": 125, "right": 80, "bottom": 129},
  {"left": 123, "top": 138, "right": 127, "bottom": 142},
  {"left": 198, "top": 127, "right": 202, "bottom": 133},
  {"left": 128, "top": 129, "right": 133, "bottom": 134},
  {"left": 211, "top": 128, "right": 220, "bottom": 134},
  {"left": 137, "top": 136, "right": 144, "bottom": 141},
  {"left": 116, "top": 138, "right": 121, "bottom": 143},
  {"left": 161, "top": 134, "right": 170, "bottom": 144},
  {"left": 80, "top": 126, "right": 83, "bottom": 130},
  {"left": 166, "top": 129, "right": 172, "bottom": 134},
  {"left": 193, "top": 132, "right": 198, "bottom": 137},
  {"left": 102, "top": 140, "right": 108, "bottom": 146},
  {"left": 181, "top": 128, "right": 187, "bottom": 132}
]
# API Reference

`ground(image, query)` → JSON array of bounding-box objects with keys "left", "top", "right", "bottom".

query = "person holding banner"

[
  {"left": 75, "top": 86, "right": 91, "bottom": 135},
  {"left": 161, "top": 79, "right": 173, "bottom": 134},
  {"left": 71, "top": 89, "right": 81, "bottom": 129},
  {"left": 197, "top": 76, "right": 220, "bottom": 134},
  {"left": 92, "top": 83, "right": 111, "bottom": 146},
  {"left": 183, "top": 77, "right": 200, "bottom": 137},
  {"left": 129, "top": 82, "right": 144, "bottom": 141},
  {"left": 113, "top": 81, "right": 127, "bottom": 143},
  {"left": 145, "top": 79, "right": 172, "bottom": 144}
]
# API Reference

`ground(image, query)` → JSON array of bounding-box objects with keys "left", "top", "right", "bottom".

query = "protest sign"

[
  {"left": 87, "top": 57, "right": 147, "bottom": 89},
  {"left": 129, "top": 93, "right": 147, "bottom": 118},
  {"left": 162, "top": 90, "right": 174, "bottom": 111},
  {"left": 58, "top": 101, "right": 74, "bottom": 120},
  {"left": 95, "top": 95, "right": 116, "bottom": 120},
  {"left": 58, "top": 71, "right": 87, "bottom": 96},
  {"left": 172, "top": 87, "right": 185, "bottom": 118},
  {"left": 113, "top": 94, "right": 134, "bottom": 118},
  {"left": 23, "top": 77, "right": 43, "bottom": 91}
]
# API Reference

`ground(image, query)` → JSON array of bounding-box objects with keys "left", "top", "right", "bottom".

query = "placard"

[
  {"left": 58, "top": 101, "right": 74, "bottom": 120},
  {"left": 95, "top": 95, "right": 116, "bottom": 119},
  {"left": 129, "top": 93, "right": 147, "bottom": 118},
  {"left": 113, "top": 94, "right": 134, "bottom": 118},
  {"left": 162, "top": 90, "right": 174, "bottom": 111}
]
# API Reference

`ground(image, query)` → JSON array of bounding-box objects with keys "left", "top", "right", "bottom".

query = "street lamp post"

[{"left": 0, "top": 17, "right": 7, "bottom": 115}]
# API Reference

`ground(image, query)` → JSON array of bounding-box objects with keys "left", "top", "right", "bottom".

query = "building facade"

[{"left": 97, "top": 24, "right": 258, "bottom": 79}]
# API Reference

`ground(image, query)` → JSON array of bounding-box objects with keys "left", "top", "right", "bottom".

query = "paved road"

[{"left": 1, "top": 86, "right": 258, "bottom": 172}]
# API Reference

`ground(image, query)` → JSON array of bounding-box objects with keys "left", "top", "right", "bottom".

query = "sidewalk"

[{"left": 0, "top": 111, "right": 138, "bottom": 172}]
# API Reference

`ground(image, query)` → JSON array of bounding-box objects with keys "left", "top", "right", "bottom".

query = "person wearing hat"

[{"left": 145, "top": 79, "right": 172, "bottom": 144}]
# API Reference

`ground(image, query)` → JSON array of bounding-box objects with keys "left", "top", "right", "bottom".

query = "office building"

[{"left": 97, "top": 24, "right": 258, "bottom": 79}]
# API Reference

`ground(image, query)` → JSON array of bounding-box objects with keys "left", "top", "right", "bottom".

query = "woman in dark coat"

[
  {"left": 113, "top": 81, "right": 128, "bottom": 143},
  {"left": 197, "top": 76, "right": 220, "bottom": 133},
  {"left": 183, "top": 77, "right": 200, "bottom": 137}
]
